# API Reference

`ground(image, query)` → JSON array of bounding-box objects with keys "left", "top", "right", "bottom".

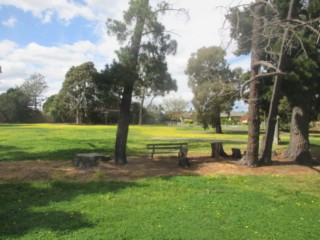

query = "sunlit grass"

[
  {"left": 1, "top": 175, "right": 320, "bottom": 239},
  {"left": 0, "top": 124, "right": 319, "bottom": 161}
]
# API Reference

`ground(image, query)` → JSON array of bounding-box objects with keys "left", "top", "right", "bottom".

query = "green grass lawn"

[
  {"left": 1, "top": 175, "right": 319, "bottom": 239},
  {"left": 1, "top": 124, "right": 320, "bottom": 239},
  {"left": 1, "top": 123, "right": 319, "bottom": 161}
]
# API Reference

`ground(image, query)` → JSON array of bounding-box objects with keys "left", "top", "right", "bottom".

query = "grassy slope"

[
  {"left": 1, "top": 175, "right": 319, "bottom": 239},
  {"left": 1, "top": 123, "right": 319, "bottom": 161}
]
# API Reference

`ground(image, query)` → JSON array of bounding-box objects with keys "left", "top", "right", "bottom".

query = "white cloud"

[
  {"left": 2, "top": 16, "right": 17, "bottom": 27},
  {"left": 42, "top": 10, "right": 53, "bottom": 24},
  {"left": 0, "top": 0, "right": 127, "bottom": 24},
  {"left": 0, "top": 39, "right": 117, "bottom": 96}
]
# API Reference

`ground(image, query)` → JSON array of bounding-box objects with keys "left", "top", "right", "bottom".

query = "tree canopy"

[
  {"left": 0, "top": 88, "right": 33, "bottom": 123},
  {"left": 162, "top": 97, "right": 189, "bottom": 119},
  {"left": 20, "top": 73, "right": 48, "bottom": 110},
  {"left": 185, "top": 46, "right": 240, "bottom": 133},
  {"left": 51, "top": 62, "right": 99, "bottom": 124}
]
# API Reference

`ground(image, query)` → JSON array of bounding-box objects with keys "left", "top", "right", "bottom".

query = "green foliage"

[
  {"left": 226, "top": 6, "right": 253, "bottom": 55},
  {"left": 221, "top": 118, "right": 239, "bottom": 126},
  {"left": 183, "top": 119, "right": 193, "bottom": 124},
  {"left": 1, "top": 176, "right": 320, "bottom": 239},
  {"left": 278, "top": 96, "right": 292, "bottom": 131},
  {"left": 185, "top": 46, "right": 240, "bottom": 131},
  {"left": 50, "top": 62, "right": 101, "bottom": 124},
  {"left": 43, "top": 94, "right": 66, "bottom": 123},
  {"left": 94, "top": 62, "right": 130, "bottom": 113},
  {"left": 20, "top": 73, "right": 48, "bottom": 110},
  {"left": 145, "top": 104, "right": 170, "bottom": 124},
  {"left": 108, "top": 0, "right": 178, "bottom": 110},
  {"left": 107, "top": 0, "right": 177, "bottom": 81},
  {"left": 0, "top": 88, "right": 33, "bottom": 123},
  {"left": 162, "top": 97, "right": 189, "bottom": 118}
]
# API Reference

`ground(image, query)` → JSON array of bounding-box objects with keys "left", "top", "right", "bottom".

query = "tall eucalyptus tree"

[{"left": 107, "top": 0, "right": 183, "bottom": 164}]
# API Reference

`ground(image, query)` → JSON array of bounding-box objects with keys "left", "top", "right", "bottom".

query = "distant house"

[
  {"left": 172, "top": 111, "right": 248, "bottom": 125},
  {"left": 220, "top": 112, "right": 248, "bottom": 125},
  {"left": 240, "top": 114, "right": 249, "bottom": 124},
  {"left": 172, "top": 112, "right": 195, "bottom": 123}
]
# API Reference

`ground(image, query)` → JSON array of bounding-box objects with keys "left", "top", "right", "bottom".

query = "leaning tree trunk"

[
  {"left": 260, "top": 0, "right": 297, "bottom": 166},
  {"left": 114, "top": 1, "right": 148, "bottom": 164},
  {"left": 283, "top": 103, "right": 312, "bottom": 165},
  {"left": 114, "top": 82, "right": 134, "bottom": 164},
  {"left": 240, "top": 0, "right": 265, "bottom": 167}
]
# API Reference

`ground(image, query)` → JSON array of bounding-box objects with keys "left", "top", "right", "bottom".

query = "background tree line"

[
  {"left": 0, "top": 73, "right": 48, "bottom": 123},
  {"left": 42, "top": 61, "right": 180, "bottom": 125}
]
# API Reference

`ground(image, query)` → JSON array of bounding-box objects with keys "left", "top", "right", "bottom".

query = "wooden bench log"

[
  {"left": 211, "top": 142, "right": 228, "bottom": 158},
  {"left": 72, "top": 153, "right": 112, "bottom": 169},
  {"left": 146, "top": 143, "right": 188, "bottom": 159},
  {"left": 231, "top": 148, "right": 242, "bottom": 158},
  {"left": 178, "top": 146, "right": 190, "bottom": 168}
]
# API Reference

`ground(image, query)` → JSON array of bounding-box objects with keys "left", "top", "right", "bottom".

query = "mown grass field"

[
  {"left": 1, "top": 123, "right": 319, "bottom": 161},
  {"left": 0, "top": 124, "right": 320, "bottom": 239},
  {"left": 1, "top": 175, "right": 320, "bottom": 240}
]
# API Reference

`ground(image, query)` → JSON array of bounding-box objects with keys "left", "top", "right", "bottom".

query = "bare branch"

[
  {"left": 290, "top": 18, "right": 320, "bottom": 36},
  {"left": 291, "top": 30, "right": 308, "bottom": 58},
  {"left": 240, "top": 71, "right": 286, "bottom": 99},
  {"left": 254, "top": 61, "right": 278, "bottom": 71},
  {"left": 153, "top": 6, "right": 190, "bottom": 21}
]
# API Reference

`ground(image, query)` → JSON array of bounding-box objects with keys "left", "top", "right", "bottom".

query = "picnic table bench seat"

[{"left": 146, "top": 142, "right": 188, "bottom": 159}]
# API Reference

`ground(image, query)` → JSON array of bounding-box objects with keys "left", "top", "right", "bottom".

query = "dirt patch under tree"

[{"left": 1, "top": 152, "right": 319, "bottom": 183}]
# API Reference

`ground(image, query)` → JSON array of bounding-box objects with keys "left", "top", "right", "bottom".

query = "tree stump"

[
  {"left": 231, "top": 148, "right": 242, "bottom": 158},
  {"left": 178, "top": 146, "right": 190, "bottom": 168},
  {"left": 211, "top": 142, "right": 228, "bottom": 158},
  {"left": 72, "top": 153, "right": 112, "bottom": 169}
]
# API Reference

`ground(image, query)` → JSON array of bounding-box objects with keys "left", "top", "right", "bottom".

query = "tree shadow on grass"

[
  {"left": 0, "top": 180, "right": 145, "bottom": 238},
  {"left": 0, "top": 145, "right": 29, "bottom": 161},
  {"left": 0, "top": 144, "right": 115, "bottom": 162}
]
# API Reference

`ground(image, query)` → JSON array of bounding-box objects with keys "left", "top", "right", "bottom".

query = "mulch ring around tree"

[{"left": 0, "top": 153, "right": 319, "bottom": 183}]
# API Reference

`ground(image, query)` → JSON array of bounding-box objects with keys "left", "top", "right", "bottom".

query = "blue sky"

[
  {"left": 1, "top": 6, "right": 99, "bottom": 46},
  {"left": 0, "top": 0, "right": 251, "bottom": 111}
]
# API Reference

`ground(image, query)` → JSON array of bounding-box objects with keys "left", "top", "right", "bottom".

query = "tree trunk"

[
  {"left": 114, "top": 0, "right": 148, "bottom": 164},
  {"left": 283, "top": 104, "right": 312, "bottom": 165},
  {"left": 114, "top": 83, "right": 134, "bottom": 164},
  {"left": 215, "top": 112, "right": 223, "bottom": 134},
  {"left": 274, "top": 116, "right": 280, "bottom": 145},
  {"left": 76, "top": 108, "right": 80, "bottom": 124},
  {"left": 240, "top": 0, "right": 265, "bottom": 167},
  {"left": 241, "top": 77, "right": 261, "bottom": 167},
  {"left": 211, "top": 142, "right": 228, "bottom": 158},
  {"left": 34, "top": 96, "right": 37, "bottom": 110},
  {"left": 139, "top": 93, "right": 145, "bottom": 126},
  {"left": 260, "top": 0, "right": 297, "bottom": 165}
]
